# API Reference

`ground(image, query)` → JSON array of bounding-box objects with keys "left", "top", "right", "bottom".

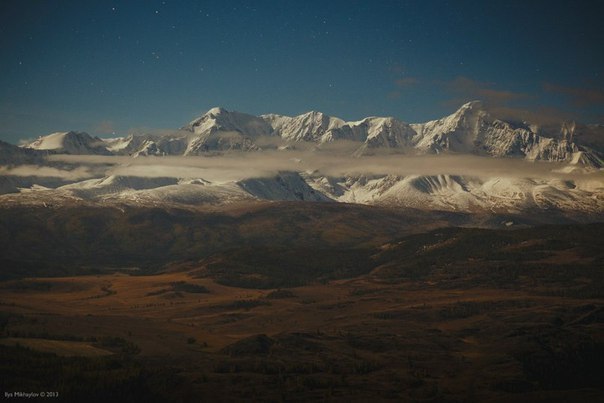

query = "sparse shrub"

[
  {"left": 171, "top": 281, "right": 210, "bottom": 294},
  {"left": 266, "top": 289, "right": 295, "bottom": 299},
  {"left": 99, "top": 336, "right": 140, "bottom": 355},
  {"left": 224, "top": 300, "right": 271, "bottom": 310}
]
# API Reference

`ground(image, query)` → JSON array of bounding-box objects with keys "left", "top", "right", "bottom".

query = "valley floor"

[
  {"left": 1, "top": 261, "right": 602, "bottom": 402},
  {"left": 0, "top": 203, "right": 602, "bottom": 402}
]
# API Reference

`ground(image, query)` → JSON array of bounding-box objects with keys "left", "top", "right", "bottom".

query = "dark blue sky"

[{"left": 1, "top": 0, "right": 603, "bottom": 144}]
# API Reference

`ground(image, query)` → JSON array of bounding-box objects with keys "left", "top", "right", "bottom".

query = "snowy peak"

[
  {"left": 14, "top": 101, "right": 603, "bottom": 166},
  {"left": 206, "top": 106, "right": 227, "bottom": 116},
  {"left": 266, "top": 111, "right": 345, "bottom": 142},
  {"left": 408, "top": 101, "right": 591, "bottom": 163},
  {"left": 183, "top": 107, "right": 274, "bottom": 154},
  {"left": 359, "top": 117, "right": 416, "bottom": 149},
  {"left": 25, "top": 131, "right": 110, "bottom": 155},
  {"left": 456, "top": 100, "right": 484, "bottom": 113},
  {"left": 423, "top": 100, "right": 486, "bottom": 131},
  {"left": 411, "top": 101, "right": 489, "bottom": 153},
  {"left": 237, "top": 171, "right": 332, "bottom": 202},
  {"left": 185, "top": 107, "right": 273, "bottom": 137},
  {"left": 263, "top": 112, "right": 415, "bottom": 147}
]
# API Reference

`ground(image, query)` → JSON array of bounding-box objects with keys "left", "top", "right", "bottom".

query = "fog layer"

[{"left": 42, "top": 152, "right": 599, "bottom": 183}]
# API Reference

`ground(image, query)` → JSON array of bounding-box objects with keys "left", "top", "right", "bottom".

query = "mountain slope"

[
  {"left": 24, "top": 131, "right": 111, "bottom": 155},
  {"left": 303, "top": 172, "right": 604, "bottom": 215},
  {"left": 6, "top": 102, "right": 602, "bottom": 218},
  {"left": 238, "top": 172, "right": 332, "bottom": 202},
  {"left": 410, "top": 101, "right": 580, "bottom": 162},
  {"left": 182, "top": 107, "right": 274, "bottom": 154},
  {"left": 18, "top": 102, "right": 604, "bottom": 167},
  {"left": 0, "top": 140, "right": 46, "bottom": 165},
  {"left": 262, "top": 111, "right": 345, "bottom": 143}
]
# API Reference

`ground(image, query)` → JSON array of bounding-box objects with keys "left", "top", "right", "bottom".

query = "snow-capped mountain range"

[
  {"left": 1, "top": 101, "right": 603, "bottom": 220},
  {"left": 20, "top": 101, "right": 604, "bottom": 166}
]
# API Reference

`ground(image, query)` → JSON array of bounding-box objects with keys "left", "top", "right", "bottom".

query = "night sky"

[{"left": 1, "top": 0, "right": 603, "bottom": 144}]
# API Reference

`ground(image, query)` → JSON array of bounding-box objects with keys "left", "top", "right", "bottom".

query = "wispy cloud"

[
  {"left": 441, "top": 76, "right": 577, "bottom": 126},
  {"left": 447, "top": 76, "right": 529, "bottom": 106},
  {"left": 388, "top": 91, "right": 402, "bottom": 100},
  {"left": 387, "top": 63, "right": 420, "bottom": 101},
  {"left": 94, "top": 120, "right": 116, "bottom": 135},
  {"left": 485, "top": 105, "right": 573, "bottom": 126},
  {"left": 126, "top": 128, "right": 191, "bottom": 137},
  {"left": 388, "top": 77, "right": 420, "bottom": 100},
  {"left": 387, "top": 77, "right": 419, "bottom": 100},
  {"left": 543, "top": 82, "right": 604, "bottom": 107},
  {"left": 394, "top": 77, "right": 419, "bottom": 88}
]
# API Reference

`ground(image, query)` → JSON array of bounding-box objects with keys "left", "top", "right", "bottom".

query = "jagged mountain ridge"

[
  {"left": 2, "top": 169, "right": 602, "bottom": 219},
  {"left": 6, "top": 102, "right": 602, "bottom": 219},
  {"left": 411, "top": 102, "right": 580, "bottom": 161},
  {"left": 19, "top": 101, "right": 604, "bottom": 166}
]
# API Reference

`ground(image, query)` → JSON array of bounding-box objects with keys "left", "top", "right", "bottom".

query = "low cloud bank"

[
  {"left": 43, "top": 151, "right": 600, "bottom": 183},
  {"left": 0, "top": 164, "right": 94, "bottom": 180}
]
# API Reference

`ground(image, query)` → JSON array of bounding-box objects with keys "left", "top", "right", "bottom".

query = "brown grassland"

[{"left": 0, "top": 203, "right": 602, "bottom": 402}]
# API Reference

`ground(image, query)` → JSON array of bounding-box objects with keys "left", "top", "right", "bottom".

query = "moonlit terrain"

[
  {"left": 1, "top": 1, "right": 603, "bottom": 402},
  {"left": 1, "top": 102, "right": 602, "bottom": 223}
]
